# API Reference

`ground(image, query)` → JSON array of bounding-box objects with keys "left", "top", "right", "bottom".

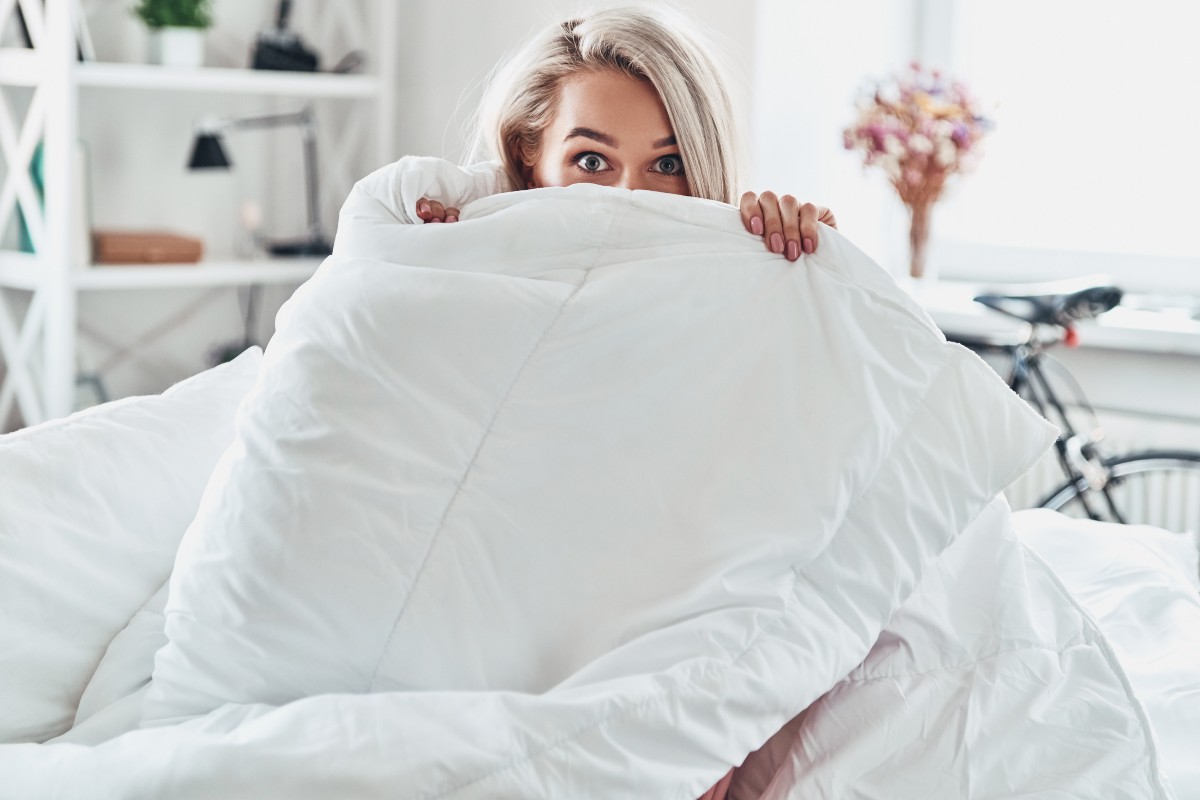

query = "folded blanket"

[{"left": 3, "top": 158, "right": 1162, "bottom": 799}]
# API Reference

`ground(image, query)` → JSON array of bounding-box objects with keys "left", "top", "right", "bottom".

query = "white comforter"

[
  {"left": 0, "top": 158, "right": 1184, "bottom": 799},
  {"left": 2, "top": 508, "right": 1179, "bottom": 799}
]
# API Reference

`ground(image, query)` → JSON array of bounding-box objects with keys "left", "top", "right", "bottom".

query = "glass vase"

[{"left": 908, "top": 201, "right": 934, "bottom": 281}]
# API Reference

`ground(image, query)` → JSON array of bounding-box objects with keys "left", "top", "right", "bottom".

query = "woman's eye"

[
  {"left": 575, "top": 153, "right": 610, "bottom": 173},
  {"left": 651, "top": 155, "right": 685, "bottom": 176}
]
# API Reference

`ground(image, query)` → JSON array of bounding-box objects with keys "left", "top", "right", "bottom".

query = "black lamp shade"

[{"left": 188, "top": 133, "right": 232, "bottom": 170}]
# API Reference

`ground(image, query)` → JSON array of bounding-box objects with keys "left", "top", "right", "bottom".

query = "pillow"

[
  {"left": 143, "top": 178, "right": 1053, "bottom": 793},
  {"left": 50, "top": 581, "right": 169, "bottom": 745},
  {"left": 0, "top": 347, "right": 261, "bottom": 743}
]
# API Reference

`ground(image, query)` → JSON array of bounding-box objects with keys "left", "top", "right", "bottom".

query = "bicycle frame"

[{"left": 1002, "top": 330, "right": 1127, "bottom": 522}]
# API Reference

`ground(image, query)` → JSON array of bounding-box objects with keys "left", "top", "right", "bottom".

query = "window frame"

[{"left": 916, "top": 0, "right": 1200, "bottom": 294}]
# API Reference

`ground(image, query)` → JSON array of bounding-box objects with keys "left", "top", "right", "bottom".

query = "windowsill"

[{"left": 911, "top": 279, "right": 1200, "bottom": 357}]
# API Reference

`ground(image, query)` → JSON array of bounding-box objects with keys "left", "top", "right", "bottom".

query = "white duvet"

[{"left": 0, "top": 158, "right": 1182, "bottom": 799}]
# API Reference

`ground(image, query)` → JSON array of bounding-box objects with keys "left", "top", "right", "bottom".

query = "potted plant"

[
  {"left": 133, "top": 0, "right": 214, "bottom": 69},
  {"left": 843, "top": 63, "right": 993, "bottom": 283}
]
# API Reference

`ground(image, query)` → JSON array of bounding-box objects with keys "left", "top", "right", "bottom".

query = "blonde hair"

[{"left": 469, "top": 6, "right": 744, "bottom": 205}]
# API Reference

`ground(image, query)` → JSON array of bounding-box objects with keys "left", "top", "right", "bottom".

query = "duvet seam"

[
  {"left": 365, "top": 201, "right": 620, "bottom": 690},
  {"left": 835, "top": 639, "right": 1099, "bottom": 685}
]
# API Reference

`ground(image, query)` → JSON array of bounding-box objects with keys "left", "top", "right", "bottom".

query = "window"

[{"left": 930, "top": 1, "right": 1200, "bottom": 289}]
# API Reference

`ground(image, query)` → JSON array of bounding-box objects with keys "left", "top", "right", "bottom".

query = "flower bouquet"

[{"left": 843, "top": 62, "right": 992, "bottom": 279}]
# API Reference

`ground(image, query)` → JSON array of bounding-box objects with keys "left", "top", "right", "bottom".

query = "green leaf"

[{"left": 132, "top": 0, "right": 213, "bottom": 29}]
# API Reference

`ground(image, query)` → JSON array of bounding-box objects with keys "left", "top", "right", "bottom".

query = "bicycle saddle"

[{"left": 973, "top": 275, "right": 1122, "bottom": 327}]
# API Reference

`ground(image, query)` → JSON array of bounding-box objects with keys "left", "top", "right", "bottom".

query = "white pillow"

[
  {"left": 56, "top": 581, "right": 169, "bottom": 745},
  {"left": 0, "top": 348, "right": 261, "bottom": 743},
  {"left": 144, "top": 180, "right": 1053, "bottom": 793}
]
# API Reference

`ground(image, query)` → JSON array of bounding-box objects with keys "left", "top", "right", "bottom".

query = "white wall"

[{"left": 751, "top": 0, "right": 919, "bottom": 273}]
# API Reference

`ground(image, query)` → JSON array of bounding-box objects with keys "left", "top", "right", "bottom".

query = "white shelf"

[
  {"left": 72, "top": 62, "right": 380, "bottom": 97},
  {"left": 74, "top": 258, "right": 323, "bottom": 289},
  {"left": 0, "top": 254, "right": 321, "bottom": 291}
]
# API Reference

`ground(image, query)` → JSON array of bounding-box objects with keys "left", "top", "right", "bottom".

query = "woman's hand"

[
  {"left": 739, "top": 191, "right": 838, "bottom": 262},
  {"left": 416, "top": 198, "right": 460, "bottom": 224}
]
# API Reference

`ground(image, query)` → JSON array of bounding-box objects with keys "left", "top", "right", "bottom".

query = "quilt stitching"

[
  {"left": 835, "top": 639, "right": 1101, "bottom": 686},
  {"left": 364, "top": 198, "right": 624, "bottom": 691}
]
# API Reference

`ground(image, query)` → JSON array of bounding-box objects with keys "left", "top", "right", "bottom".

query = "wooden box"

[{"left": 91, "top": 230, "right": 203, "bottom": 265}]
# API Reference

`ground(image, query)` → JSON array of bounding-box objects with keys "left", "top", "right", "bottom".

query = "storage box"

[{"left": 91, "top": 230, "right": 203, "bottom": 265}]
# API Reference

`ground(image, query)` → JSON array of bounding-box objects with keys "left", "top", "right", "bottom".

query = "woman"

[
  {"left": 410, "top": 8, "right": 830, "bottom": 796},
  {"left": 416, "top": 6, "right": 837, "bottom": 264}
]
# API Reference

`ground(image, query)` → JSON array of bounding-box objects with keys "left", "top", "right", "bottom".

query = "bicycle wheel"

[{"left": 1038, "top": 450, "right": 1200, "bottom": 536}]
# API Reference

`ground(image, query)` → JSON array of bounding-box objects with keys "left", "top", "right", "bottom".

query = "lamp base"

[{"left": 266, "top": 236, "right": 332, "bottom": 257}]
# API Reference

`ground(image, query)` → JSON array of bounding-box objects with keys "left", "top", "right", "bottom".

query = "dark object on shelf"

[
  {"left": 251, "top": 0, "right": 320, "bottom": 72},
  {"left": 186, "top": 106, "right": 332, "bottom": 257},
  {"left": 92, "top": 230, "right": 203, "bottom": 264}
]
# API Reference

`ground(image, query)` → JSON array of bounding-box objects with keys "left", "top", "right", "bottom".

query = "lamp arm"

[
  {"left": 218, "top": 109, "right": 311, "bottom": 133},
  {"left": 202, "top": 107, "right": 323, "bottom": 241},
  {"left": 194, "top": 107, "right": 325, "bottom": 248}
]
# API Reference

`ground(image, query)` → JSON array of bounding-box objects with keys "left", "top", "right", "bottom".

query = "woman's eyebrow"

[
  {"left": 564, "top": 127, "right": 618, "bottom": 147},
  {"left": 653, "top": 135, "right": 677, "bottom": 148}
]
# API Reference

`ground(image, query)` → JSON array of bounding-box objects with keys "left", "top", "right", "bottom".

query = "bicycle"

[{"left": 944, "top": 277, "right": 1200, "bottom": 535}]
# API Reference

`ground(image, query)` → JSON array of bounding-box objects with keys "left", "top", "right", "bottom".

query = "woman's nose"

[{"left": 614, "top": 172, "right": 650, "bottom": 192}]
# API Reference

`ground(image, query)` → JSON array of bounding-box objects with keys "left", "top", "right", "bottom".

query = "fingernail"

[
  {"left": 445, "top": 214, "right": 458, "bottom": 223},
  {"left": 418, "top": 200, "right": 430, "bottom": 215},
  {"left": 750, "top": 215, "right": 763, "bottom": 235},
  {"left": 430, "top": 218, "right": 442, "bottom": 224},
  {"left": 803, "top": 237, "right": 814, "bottom": 254},
  {"left": 770, "top": 232, "right": 784, "bottom": 254},
  {"left": 786, "top": 240, "right": 799, "bottom": 261}
]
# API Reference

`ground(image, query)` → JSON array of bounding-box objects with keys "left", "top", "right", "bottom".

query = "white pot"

[{"left": 147, "top": 27, "right": 205, "bottom": 69}]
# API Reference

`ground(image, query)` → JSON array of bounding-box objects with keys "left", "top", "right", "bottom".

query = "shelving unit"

[
  {"left": 74, "top": 62, "right": 382, "bottom": 96},
  {"left": 0, "top": 0, "right": 398, "bottom": 426}
]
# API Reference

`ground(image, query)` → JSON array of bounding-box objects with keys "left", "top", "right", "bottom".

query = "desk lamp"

[{"left": 187, "top": 106, "right": 332, "bottom": 256}]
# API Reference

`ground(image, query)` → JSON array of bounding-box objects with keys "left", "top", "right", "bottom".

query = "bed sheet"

[{"left": 1015, "top": 510, "right": 1200, "bottom": 799}]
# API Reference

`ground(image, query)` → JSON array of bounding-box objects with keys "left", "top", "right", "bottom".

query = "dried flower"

[{"left": 843, "top": 63, "right": 993, "bottom": 209}]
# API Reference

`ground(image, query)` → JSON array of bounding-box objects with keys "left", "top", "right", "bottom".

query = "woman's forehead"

[{"left": 550, "top": 70, "right": 675, "bottom": 146}]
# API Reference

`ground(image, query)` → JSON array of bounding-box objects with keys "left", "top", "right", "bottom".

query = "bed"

[{"left": 0, "top": 158, "right": 1195, "bottom": 798}]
